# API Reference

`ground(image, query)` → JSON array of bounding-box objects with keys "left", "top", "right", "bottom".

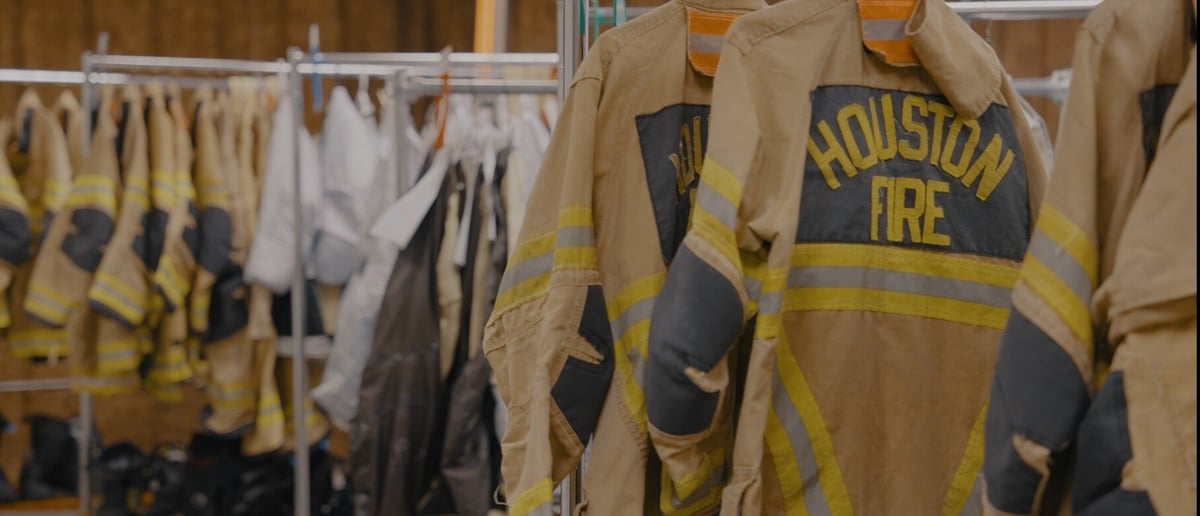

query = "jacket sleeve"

[
  {"left": 87, "top": 96, "right": 155, "bottom": 331},
  {"left": 313, "top": 88, "right": 377, "bottom": 285},
  {"left": 24, "top": 114, "right": 121, "bottom": 329},
  {"left": 982, "top": 27, "right": 1156, "bottom": 515},
  {"left": 645, "top": 39, "right": 766, "bottom": 514},
  {"left": 482, "top": 59, "right": 608, "bottom": 516},
  {"left": 0, "top": 148, "right": 31, "bottom": 331},
  {"left": 153, "top": 104, "right": 200, "bottom": 321}
]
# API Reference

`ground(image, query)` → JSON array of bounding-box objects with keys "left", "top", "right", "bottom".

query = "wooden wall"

[{"left": 0, "top": 0, "right": 1080, "bottom": 492}]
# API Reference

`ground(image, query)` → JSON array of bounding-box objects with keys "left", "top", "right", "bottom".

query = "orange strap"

[
  {"left": 434, "top": 72, "right": 450, "bottom": 150},
  {"left": 686, "top": 9, "right": 740, "bottom": 77},
  {"left": 857, "top": 0, "right": 919, "bottom": 66}
]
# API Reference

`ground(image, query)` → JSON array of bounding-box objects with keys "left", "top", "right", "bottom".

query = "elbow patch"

[
  {"left": 646, "top": 245, "right": 743, "bottom": 436},
  {"left": 550, "top": 284, "right": 614, "bottom": 446},
  {"left": 985, "top": 310, "right": 1090, "bottom": 513},
  {"left": 205, "top": 265, "right": 249, "bottom": 343},
  {"left": 196, "top": 207, "right": 233, "bottom": 274},
  {"left": 1072, "top": 372, "right": 1150, "bottom": 514},
  {"left": 61, "top": 209, "right": 115, "bottom": 272},
  {"left": 0, "top": 209, "right": 31, "bottom": 266}
]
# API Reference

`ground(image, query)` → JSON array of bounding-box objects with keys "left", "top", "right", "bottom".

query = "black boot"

[
  {"left": 19, "top": 415, "right": 74, "bottom": 499},
  {"left": 180, "top": 433, "right": 245, "bottom": 516},
  {"left": 94, "top": 442, "right": 148, "bottom": 516},
  {"left": 143, "top": 443, "right": 188, "bottom": 516},
  {"left": 0, "top": 412, "right": 17, "bottom": 503}
]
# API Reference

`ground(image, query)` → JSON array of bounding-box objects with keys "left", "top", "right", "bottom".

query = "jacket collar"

[
  {"left": 680, "top": 0, "right": 769, "bottom": 13},
  {"left": 906, "top": 0, "right": 1003, "bottom": 119}
]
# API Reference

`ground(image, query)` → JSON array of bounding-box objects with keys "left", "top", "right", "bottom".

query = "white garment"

[
  {"left": 313, "top": 95, "right": 424, "bottom": 428},
  {"left": 244, "top": 93, "right": 322, "bottom": 294},
  {"left": 313, "top": 86, "right": 379, "bottom": 285},
  {"left": 1015, "top": 85, "right": 1055, "bottom": 173},
  {"left": 511, "top": 95, "right": 551, "bottom": 206}
]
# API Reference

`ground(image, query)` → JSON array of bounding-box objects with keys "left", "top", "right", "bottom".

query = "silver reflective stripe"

[
  {"left": 499, "top": 252, "right": 553, "bottom": 292},
  {"left": 611, "top": 296, "right": 656, "bottom": 343},
  {"left": 99, "top": 349, "right": 138, "bottom": 362},
  {"left": 207, "top": 385, "right": 256, "bottom": 401},
  {"left": 959, "top": 474, "right": 983, "bottom": 516},
  {"left": 772, "top": 367, "right": 832, "bottom": 516},
  {"left": 743, "top": 275, "right": 763, "bottom": 305},
  {"left": 556, "top": 225, "right": 594, "bottom": 248},
  {"left": 91, "top": 281, "right": 142, "bottom": 315},
  {"left": 1027, "top": 230, "right": 1092, "bottom": 303},
  {"left": 697, "top": 184, "right": 737, "bottom": 227},
  {"left": 789, "top": 266, "right": 1013, "bottom": 308},
  {"left": 688, "top": 33, "right": 725, "bottom": 55},
  {"left": 758, "top": 290, "right": 783, "bottom": 316},
  {"left": 528, "top": 502, "right": 554, "bottom": 516},
  {"left": 628, "top": 347, "right": 646, "bottom": 387},
  {"left": 671, "top": 462, "right": 725, "bottom": 509},
  {"left": 861, "top": 19, "right": 908, "bottom": 41},
  {"left": 27, "top": 291, "right": 69, "bottom": 316},
  {"left": 70, "top": 184, "right": 112, "bottom": 195}
]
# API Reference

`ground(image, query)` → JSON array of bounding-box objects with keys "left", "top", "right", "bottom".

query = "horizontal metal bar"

[
  {"left": 0, "top": 378, "right": 73, "bottom": 393},
  {"left": 295, "top": 61, "right": 406, "bottom": 77},
  {"left": 402, "top": 76, "right": 559, "bottom": 96},
  {"left": 952, "top": 0, "right": 1100, "bottom": 20},
  {"left": 0, "top": 69, "right": 86, "bottom": 84},
  {"left": 311, "top": 52, "right": 558, "bottom": 67},
  {"left": 0, "top": 68, "right": 231, "bottom": 88},
  {"left": 89, "top": 54, "right": 290, "bottom": 74},
  {"left": 595, "top": 0, "right": 1099, "bottom": 22}
]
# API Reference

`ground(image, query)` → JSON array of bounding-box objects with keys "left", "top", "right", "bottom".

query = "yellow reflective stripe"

[
  {"left": 0, "top": 304, "right": 10, "bottom": 329},
  {"left": 65, "top": 190, "right": 117, "bottom": 212},
  {"left": 791, "top": 243, "right": 1020, "bottom": 288},
  {"left": 509, "top": 231, "right": 556, "bottom": 265},
  {"left": 691, "top": 205, "right": 739, "bottom": 267},
  {"left": 148, "top": 348, "right": 192, "bottom": 384},
  {"left": 191, "top": 292, "right": 211, "bottom": 331},
  {"left": 89, "top": 273, "right": 145, "bottom": 324},
  {"left": 699, "top": 159, "right": 743, "bottom": 207},
  {"left": 8, "top": 328, "right": 70, "bottom": 358},
  {"left": 557, "top": 205, "right": 592, "bottom": 228},
  {"left": 0, "top": 187, "right": 27, "bottom": 207},
  {"left": 74, "top": 174, "right": 116, "bottom": 190},
  {"left": 1035, "top": 205, "right": 1098, "bottom": 286},
  {"left": 670, "top": 447, "right": 725, "bottom": 506},
  {"left": 607, "top": 273, "right": 664, "bottom": 435},
  {"left": 24, "top": 289, "right": 72, "bottom": 325},
  {"left": 784, "top": 288, "right": 1011, "bottom": 330},
  {"left": 1021, "top": 256, "right": 1093, "bottom": 344},
  {"left": 122, "top": 182, "right": 151, "bottom": 211},
  {"left": 552, "top": 246, "right": 596, "bottom": 269},
  {"left": 941, "top": 404, "right": 987, "bottom": 516},
  {"left": 766, "top": 408, "right": 811, "bottom": 516},
  {"left": 494, "top": 272, "right": 550, "bottom": 315},
  {"left": 155, "top": 255, "right": 188, "bottom": 307},
  {"left": 44, "top": 179, "right": 70, "bottom": 206},
  {"left": 660, "top": 461, "right": 724, "bottom": 515},
  {"left": 509, "top": 478, "right": 554, "bottom": 516},
  {"left": 774, "top": 339, "right": 852, "bottom": 515},
  {"left": 151, "top": 169, "right": 176, "bottom": 208}
]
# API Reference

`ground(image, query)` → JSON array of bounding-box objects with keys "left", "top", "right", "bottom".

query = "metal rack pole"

[
  {"left": 287, "top": 46, "right": 311, "bottom": 516},
  {"left": 77, "top": 49, "right": 95, "bottom": 515}
]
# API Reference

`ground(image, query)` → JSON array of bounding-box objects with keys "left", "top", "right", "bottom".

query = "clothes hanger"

[{"left": 356, "top": 73, "right": 375, "bottom": 119}]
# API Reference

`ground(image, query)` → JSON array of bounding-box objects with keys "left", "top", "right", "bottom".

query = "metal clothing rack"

[
  {"left": 281, "top": 45, "right": 557, "bottom": 516},
  {"left": 0, "top": 45, "right": 557, "bottom": 516},
  {"left": 0, "top": 64, "right": 253, "bottom": 514}
]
